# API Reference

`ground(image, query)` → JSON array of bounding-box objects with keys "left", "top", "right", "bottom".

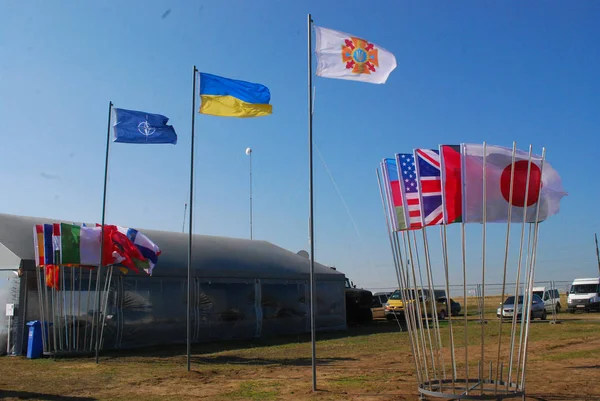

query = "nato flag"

[{"left": 113, "top": 108, "right": 177, "bottom": 144}]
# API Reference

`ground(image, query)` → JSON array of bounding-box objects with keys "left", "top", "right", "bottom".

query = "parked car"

[
  {"left": 344, "top": 277, "right": 374, "bottom": 323},
  {"left": 385, "top": 289, "right": 447, "bottom": 320},
  {"left": 567, "top": 277, "right": 600, "bottom": 313},
  {"left": 532, "top": 286, "right": 561, "bottom": 313},
  {"left": 371, "top": 292, "right": 392, "bottom": 319},
  {"left": 437, "top": 297, "right": 461, "bottom": 316},
  {"left": 497, "top": 294, "right": 547, "bottom": 320}
]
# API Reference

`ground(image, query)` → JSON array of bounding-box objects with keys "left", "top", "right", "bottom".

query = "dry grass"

[{"left": 0, "top": 308, "right": 599, "bottom": 400}]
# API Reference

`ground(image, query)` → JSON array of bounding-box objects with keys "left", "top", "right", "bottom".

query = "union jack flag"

[
  {"left": 415, "top": 149, "right": 443, "bottom": 226},
  {"left": 395, "top": 153, "right": 422, "bottom": 229}
]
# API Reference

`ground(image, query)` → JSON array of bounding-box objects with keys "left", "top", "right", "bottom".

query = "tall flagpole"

[
  {"left": 307, "top": 13, "right": 317, "bottom": 392},
  {"left": 246, "top": 147, "right": 253, "bottom": 240},
  {"left": 95, "top": 100, "right": 113, "bottom": 364},
  {"left": 187, "top": 66, "right": 198, "bottom": 372},
  {"left": 595, "top": 233, "right": 600, "bottom": 275}
]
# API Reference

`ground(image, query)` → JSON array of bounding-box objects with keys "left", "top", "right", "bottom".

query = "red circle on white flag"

[{"left": 500, "top": 161, "right": 542, "bottom": 207}]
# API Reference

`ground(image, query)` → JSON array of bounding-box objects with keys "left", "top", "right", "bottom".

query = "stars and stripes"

[
  {"left": 415, "top": 149, "right": 444, "bottom": 226},
  {"left": 396, "top": 153, "right": 422, "bottom": 229}
]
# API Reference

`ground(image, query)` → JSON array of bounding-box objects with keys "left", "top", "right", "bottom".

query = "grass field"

[{"left": 1, "top": 299, "right": 599, "bottom": 401}]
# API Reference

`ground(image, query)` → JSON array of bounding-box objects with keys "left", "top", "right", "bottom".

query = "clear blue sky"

[{"left": 1, "top": 1, "right": 599, "bottom": 291}]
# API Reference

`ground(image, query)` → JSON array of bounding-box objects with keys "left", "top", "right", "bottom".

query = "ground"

[{"left": 1, "top": 297, "right": 600, "bottom": 401}]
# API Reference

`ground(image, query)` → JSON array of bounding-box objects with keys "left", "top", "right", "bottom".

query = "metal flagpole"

[
  {"left": 379, "top": 162, "right": 423, "bottom": 384},
  {"left": 460, "top": 143, "right": 469, "bottom": 387},
  {"left": 307, "top": 13, "right": 317, "bottom": 392},
  {"left": 376, "top": 168, "right": 421, "bottom": 383},
  {"left": 246, "top": 147, "right": 253, "bottom": 240},
  {"left": 518, "top": 148, "right": 545, "bottom": 389},
  {"left": 595, "top": 234, "right": 600, "bottom": 275},
  {"left": 94, "top": 100, "right": 112, "bottom": 364},
  {"left": 480, "top": 141, "right": 487, "bottom": 393},
  {"left": 494, "top": 142, "right": 517, "bottom": 394},
  {"left": 506, "top": 146, "right": 534, "bottom": 388},
  {"left": 415, "top": 230, "right": 441, "bottom": 383},
  {"left": 187, "top": 65, "right": 198, "bottom": 372}
]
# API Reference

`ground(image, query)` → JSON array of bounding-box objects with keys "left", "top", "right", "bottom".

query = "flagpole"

[
  {"left": 187, "top": 65, "right": 198, "bottom": 372},
  {"left": 595, "top": 233, "right": 600, "bottom": 276},
  {"left": 307, "top": 13, "right": 317, "bottom": 392},
  {"left": 95, "top": 100, "right": 112, "bottom": 364}
]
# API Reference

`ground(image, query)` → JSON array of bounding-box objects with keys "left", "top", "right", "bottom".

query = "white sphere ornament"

[{"left": 246, "top": 147, "right": 252, "bottom": 155}]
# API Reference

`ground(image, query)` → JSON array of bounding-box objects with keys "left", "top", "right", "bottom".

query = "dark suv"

[{"left": 344, "top": 278, "right": 373, "bottom": 323}]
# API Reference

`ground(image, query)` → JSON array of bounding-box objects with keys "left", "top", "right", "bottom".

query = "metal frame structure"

[{"left": 377, "top": 143, "right": 548, "bottom": 400}]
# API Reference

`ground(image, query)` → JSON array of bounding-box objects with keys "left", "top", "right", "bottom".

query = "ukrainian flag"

[{"left": 199, "top": 73, "right": 272, "bottom": 118}]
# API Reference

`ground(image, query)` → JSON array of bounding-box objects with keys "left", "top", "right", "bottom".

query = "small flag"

[
  {"left": 43, "top": 224, "right": 54, "bottom": 266},
  {"left": 199, "top": 73, "right": 272, "bottom": 118},
  {"left": 382, "top": 158, "right": 407, "bottom": 231},
  {"left": 314, "top": 26, "right": 397, "bottom": 84},
  {"left": 113, "top": 108, "right": 177, "bottom": 145},
  {"left": 462, "top": 144, "right": 567, "bottom": 223},
  {"left": 414, "top": 149, "right": 443, "bottom": 226},
  {"left": 33, "top": 225, "right": 45, "bottom": 267},
  {"left": 45, "top": 265, "right": 60, "bottom": 290},
  {"left": 116, "top": 227, "right": 161, "bottom": 275},
  {"left": 440, "top": 145, "right": 462, "bottom": 224},
  {"left": 61, "top": 223, "right": 102, "bottom": 266},
  {"left": 396, "top": 153, "right": 422, "bottom": 230},
  {"left": 52, "top": 223, "right": 61, "bottom": 263}
]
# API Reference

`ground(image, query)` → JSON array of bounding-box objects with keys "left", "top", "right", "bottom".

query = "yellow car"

[{"left": 384, "top": 289, "right": 448, "bottom": 320}]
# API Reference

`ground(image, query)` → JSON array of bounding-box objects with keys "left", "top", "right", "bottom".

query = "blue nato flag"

[{"left": 113, "top": 108, "right": 177, "bottom": 144}]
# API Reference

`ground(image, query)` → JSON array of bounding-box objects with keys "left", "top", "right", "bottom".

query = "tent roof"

[{"left": 0, "top": 213, "right": 344, "bottom": 281}]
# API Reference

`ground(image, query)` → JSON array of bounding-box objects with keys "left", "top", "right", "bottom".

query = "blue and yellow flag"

[{"left": 199, "top": 73, "right": 272, "bottom": 118}]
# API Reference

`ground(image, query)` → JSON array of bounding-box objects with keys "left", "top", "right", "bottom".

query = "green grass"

[{"left": 543, "top": 347, "right": 600, "bottom": 361}]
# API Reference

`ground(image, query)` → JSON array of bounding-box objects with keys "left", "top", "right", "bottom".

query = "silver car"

[{"left": 497, "top": 294, "right": 547, "bottom": 320}]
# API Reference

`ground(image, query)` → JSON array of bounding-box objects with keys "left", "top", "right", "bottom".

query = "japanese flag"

[
  {"left": 462, "top": 144, "right": 567, "bottom": 223},
  {"left": 314, "top": 26, "right": 397, "bottom": 84}
]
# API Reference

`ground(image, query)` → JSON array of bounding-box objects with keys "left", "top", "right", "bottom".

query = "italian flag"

[{"left": 60, "top": 223, "right": 102, "bottom": 266}]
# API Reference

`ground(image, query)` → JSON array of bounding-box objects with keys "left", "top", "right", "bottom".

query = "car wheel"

[
  {"left": 555, "top": 303, "right": 561, "bottom": 314},
  {"left": 541, "top": 311, "right": 547, "bottom": 320},
  {"left": 439, "top": 310, "right": 446, "bottom": 320}
]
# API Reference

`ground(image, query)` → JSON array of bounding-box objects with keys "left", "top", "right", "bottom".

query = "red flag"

[
  {"left": 45, "top": 265, "right": 60, "bottom": 289},
  {"left": 440, "top": 145, "right": 462, "bottom": 224},
  {"left": 101, "top": 225, "right": 146, "bottom": 274}
]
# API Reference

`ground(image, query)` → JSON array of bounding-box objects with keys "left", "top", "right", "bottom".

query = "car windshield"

[
  {"left": 504, "top": 296, "right": 524, "bottom": 305},
  {"left": 570, "top": 284, "right": 599, "bottom": 294},
  {"left": 389, "top": 290, "right": 420, "bottom": 300},
  {"left": 532, "top": 291, "right": 543, "bottom": 299}
]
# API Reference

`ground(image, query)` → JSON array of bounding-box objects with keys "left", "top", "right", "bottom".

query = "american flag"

[
  {"left": 415, "top": 149, "right": 443, "bottom": 226},
  {"left": 396, "top": 153, "right": 422, "bottom": 229}
]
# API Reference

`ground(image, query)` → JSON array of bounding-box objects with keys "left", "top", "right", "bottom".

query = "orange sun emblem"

[{"left": 341, "top": 37, "right": 379, "bottom": 74}]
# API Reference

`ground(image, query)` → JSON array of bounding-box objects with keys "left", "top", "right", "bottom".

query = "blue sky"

[{"left": 1, "top": 1, "right": 599, "bottom": 291}]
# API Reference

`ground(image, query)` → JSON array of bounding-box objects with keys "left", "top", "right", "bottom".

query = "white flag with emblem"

[{"left": 314, "top": 26, "right": 397, "bottom": 84}]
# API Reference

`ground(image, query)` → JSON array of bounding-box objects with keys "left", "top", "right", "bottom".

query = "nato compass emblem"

[{"left": 138, "top": 118, "right": 156, "bottom": 137}]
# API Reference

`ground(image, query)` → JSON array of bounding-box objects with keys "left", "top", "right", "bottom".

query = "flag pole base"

[{"left": 418, "top": 379, "right": 523, "bottom": 400}]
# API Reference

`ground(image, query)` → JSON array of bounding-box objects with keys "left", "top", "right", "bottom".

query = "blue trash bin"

[{"left": 26, "top": 321, "right": 43, "bottom": 359}]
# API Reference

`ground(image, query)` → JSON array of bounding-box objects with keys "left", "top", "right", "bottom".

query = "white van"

[
  {"left": 532, "top": 286, "right": 561, "bottom": 313},
  {"left": 567, "top": 277, "right": 600, "bottom": 313}
]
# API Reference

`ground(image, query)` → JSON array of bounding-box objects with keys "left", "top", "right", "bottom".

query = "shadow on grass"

[
  {"left": 191, "top": 354, "right": 355, "bottom": 366},
  {"left": 0, "top": 390, "right": 96, "bottom": 400},
  {"left": 100, "top": 320, "right": 405, "bottom": 360},
  {"left": 568, "top": 364, "right": 600, "bottom": 370},
  {"left": 529, "top": 395, "right": 594, "bottom": 401}
]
